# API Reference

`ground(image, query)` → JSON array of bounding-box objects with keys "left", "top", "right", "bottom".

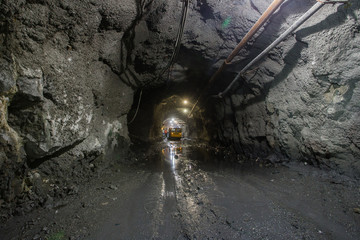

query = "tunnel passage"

[
  {"left": 0, "top": 1, "right": 359, "bottom": 234},
  {"left": 127, "top": 90, "right": 214, "bottom": 143}
]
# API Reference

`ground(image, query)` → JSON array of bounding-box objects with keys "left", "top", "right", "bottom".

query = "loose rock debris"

[{"left": 1, "top": 141, "right": 360, "bottom": 240}]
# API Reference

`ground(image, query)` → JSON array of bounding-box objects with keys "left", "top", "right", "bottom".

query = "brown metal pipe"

[
  {"left": 218, "top": 0, "right": 334, "bottom": 97},
  {"left": 208, "top": 0, "right": 286, "bottom": 85},
  {"left": 188, "top": 0, "right": 286, "bottom": 117},
  {"left": 226, "top": 0, "right": 286, "bottom": 63}
]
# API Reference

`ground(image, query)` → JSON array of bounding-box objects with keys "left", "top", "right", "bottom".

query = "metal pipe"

[
  {"left": 226, "top": 0, "right": 287, "bottom": 63},
  {"left": 208, "top": 0, "right": 286, "bottom": 85},
  {"left": 218, "top": 0, "right": 329, "bottom": 97},
  {"left": 151, "top": 0, "right": 189, "bottom": 85},
  {"left": 188, "top": 0, "right": 286, "bottom": 118}
]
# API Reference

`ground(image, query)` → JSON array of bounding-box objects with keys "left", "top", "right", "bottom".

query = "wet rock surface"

[{"left": 1, "top": 140, "right": 359, "bottom": 240}]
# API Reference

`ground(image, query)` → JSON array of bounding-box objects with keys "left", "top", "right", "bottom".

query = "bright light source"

[
  {"left": 183, "top": 109, "right": 188, "bottom": 113},
  {"left": 183, "top": 100, "right": 188, "bottom": 105},
  {"left": 171, "top": 118, "right": 174, "bottom": 121}
]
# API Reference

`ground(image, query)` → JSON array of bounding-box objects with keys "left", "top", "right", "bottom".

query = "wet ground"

[{"left": 1, "top": 139, "right": 360, "bottom": 239}]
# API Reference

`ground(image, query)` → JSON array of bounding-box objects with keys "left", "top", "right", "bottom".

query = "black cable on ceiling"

[{"left": 144, "top": 0, "right": 190, "bottom": 88}]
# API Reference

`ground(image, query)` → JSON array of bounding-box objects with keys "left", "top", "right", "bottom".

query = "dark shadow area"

[
  {"left": 296, "top": 2, "right": 359, "bottom": 39},
  {"left": 197, "top": 0, "right": 216, "bottom": 22},
  {"left": 27, "top": 139, "right": 85, "bottom": 169}
]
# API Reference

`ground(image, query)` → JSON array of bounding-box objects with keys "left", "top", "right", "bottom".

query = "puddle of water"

[{"left": 132, "top": 139, "right": 266, "bottom": 178}]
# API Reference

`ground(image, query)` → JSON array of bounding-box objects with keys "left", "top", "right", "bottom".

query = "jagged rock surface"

[
  {"left": 0, "top": 0, "right": 137, "bottom": 212},
  {"left": 213, "top": 1, "right": 360, "bottom": 177},
  {"left": 0, "top": 0, "right": 359, "bottom": 218}
]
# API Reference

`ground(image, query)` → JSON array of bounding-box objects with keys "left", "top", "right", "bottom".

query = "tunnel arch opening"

[{"left": 127, "top": 88, "right": 213, "bottom": 144}]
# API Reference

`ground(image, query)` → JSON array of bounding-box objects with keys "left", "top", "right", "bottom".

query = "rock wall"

[
  {"left": 0, "top": 0, "right": 138, "bottom": 206},
  {"left": 1, "top": 0, "right": 359, "bottom": 213},
  {"left": 214, "top": 1, "right": 360, "bottom": 177}
]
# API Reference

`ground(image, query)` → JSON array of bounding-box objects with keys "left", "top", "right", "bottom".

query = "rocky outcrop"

[
  {"left": 0, "top": 0, "right": 137, "bottom": 209},
  {"left": 0, "top": 96, "right": 25, "bottom": 203}
]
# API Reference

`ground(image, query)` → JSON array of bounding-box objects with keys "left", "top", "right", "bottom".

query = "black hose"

[
  {"left": 144, "top": 0, "right": 189, "bottom": 87},
  {"left": 128, "top": 89, "right": 143, "bottom": 124}
]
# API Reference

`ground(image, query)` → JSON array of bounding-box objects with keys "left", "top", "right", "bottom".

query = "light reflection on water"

[
  {"left": 161, "top": 141, "right": 183, "bottom": 174},
  {"left": 161, "top": 141, "right": 203, "bottom": 224},
  {"left": 161, "top": 141, "right": 185, "bottom": 200},
  {"left": 159, "top": 140, "right": 223, "bottom": 236}
]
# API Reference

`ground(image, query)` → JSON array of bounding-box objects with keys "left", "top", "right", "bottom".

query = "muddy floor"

[{"left": 1, "top": 139, "right": 360, "bottom": 240}]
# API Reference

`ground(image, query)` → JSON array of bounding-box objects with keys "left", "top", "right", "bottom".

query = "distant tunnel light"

[
  {"left": 183, "top": 100, "right": 188, "bottom": 105},
  {"left": 183, "top": 109, "right": 188, "bottom": 113}
]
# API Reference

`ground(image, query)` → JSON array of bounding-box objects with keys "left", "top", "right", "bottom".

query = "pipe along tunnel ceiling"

[{"left": 0, "top": 0, "right": 359, "bottom": 217}]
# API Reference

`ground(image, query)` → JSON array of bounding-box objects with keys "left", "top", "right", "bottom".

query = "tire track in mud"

[{"left": 172, "top": 153, "right": 242, "bottom": 239}]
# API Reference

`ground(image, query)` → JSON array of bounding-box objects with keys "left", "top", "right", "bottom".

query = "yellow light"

[
  {"left": 183, "top": 109, "right": 188, "bottom": 113},
  {"left": 183, "top": 100, "right": 188, "bottom": 105}
]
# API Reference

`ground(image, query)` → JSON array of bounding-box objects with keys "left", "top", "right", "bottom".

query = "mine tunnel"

[{"left": 1, "top": 0, "right": 360, "bottom": 239}]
